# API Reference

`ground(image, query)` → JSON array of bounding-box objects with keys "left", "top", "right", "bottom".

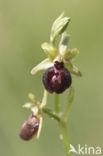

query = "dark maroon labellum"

[
  {"left": 42, "top": 61, "right": 72, "bottom": 94},
  {"left": 19, "top": 115, "right": 39, "bottom": 141}
]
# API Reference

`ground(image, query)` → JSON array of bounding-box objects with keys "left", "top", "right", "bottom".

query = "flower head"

[{"left": 31, "top": 12, "right": 82, "bottom": 79}]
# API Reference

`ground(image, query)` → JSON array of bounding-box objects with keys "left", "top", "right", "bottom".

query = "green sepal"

[
  {"left": 31, "top": 58, "right": 53, "bottom": 75},
  {"left": 41, "top": 42, "right": 58, "bottom": 60}
]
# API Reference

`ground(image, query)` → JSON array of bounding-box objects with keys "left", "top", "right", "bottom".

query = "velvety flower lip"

[
  {"left": 42, "top": 61, "right": 72, "bottom": 94},
  {"left": 19, "top": 115, "right": 39, "bottom": 141}
]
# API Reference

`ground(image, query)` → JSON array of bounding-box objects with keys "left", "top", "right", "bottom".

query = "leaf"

[
  {"left": 66, "top": 62, "right": 82, "bottom": 77},
  {"left": 31, "top": 58, "right": 53, "bottom": 75},
  {"left": 50, "top": 12, "right": 71, "bottom": 43},
  {"left": 41, "top": 42, "right": 58, "bottom": 59}
]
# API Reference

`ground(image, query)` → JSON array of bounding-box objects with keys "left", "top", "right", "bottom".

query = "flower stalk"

[
  {"left": 54, "top": 93, "right": 59, "bottom": 113},
  {"left": 55, "top": 90, "right": 73, "bottom": 156},
  {"left": 59, "top": 120, "right": 72, "bottom": 156}
]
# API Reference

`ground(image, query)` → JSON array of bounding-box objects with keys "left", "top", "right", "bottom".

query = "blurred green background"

[{"left": 0, "top": 0, "right": 103, "bottom": 156}]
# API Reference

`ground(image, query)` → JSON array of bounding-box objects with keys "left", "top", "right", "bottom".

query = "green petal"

[
  {"left": 59, "top": 32, "right": 70, "bottom": 55},
  {"left": 31, "top": 58, "right": 53, "bottom": 75}
]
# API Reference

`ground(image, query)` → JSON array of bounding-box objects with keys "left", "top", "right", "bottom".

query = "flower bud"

[{"left": 19, "top": 115, "right": 39, "bottom": 141}]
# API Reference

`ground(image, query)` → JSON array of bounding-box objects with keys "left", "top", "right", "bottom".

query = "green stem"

[
  {"left": 43, "top": 93, "right": 73, "bottom": 156},
  {"left": 59, "top": 121, "right": 72, "bottom": 156},
  {"left": 43, "top": 108, "right": 60, "bottom": 121},
  {"left": 54, "top": 93, "right": 59, "bottom": 113},
  {"left": 54, "top": 94, "right": 72, "bottom": 156},
  {"left": 43, "top": 107, "right": 71, "bottom": 156}
]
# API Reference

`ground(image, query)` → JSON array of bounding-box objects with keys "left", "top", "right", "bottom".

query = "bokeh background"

[{"left": 0, "top": 0, "right": 103, "bottom": 156}]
